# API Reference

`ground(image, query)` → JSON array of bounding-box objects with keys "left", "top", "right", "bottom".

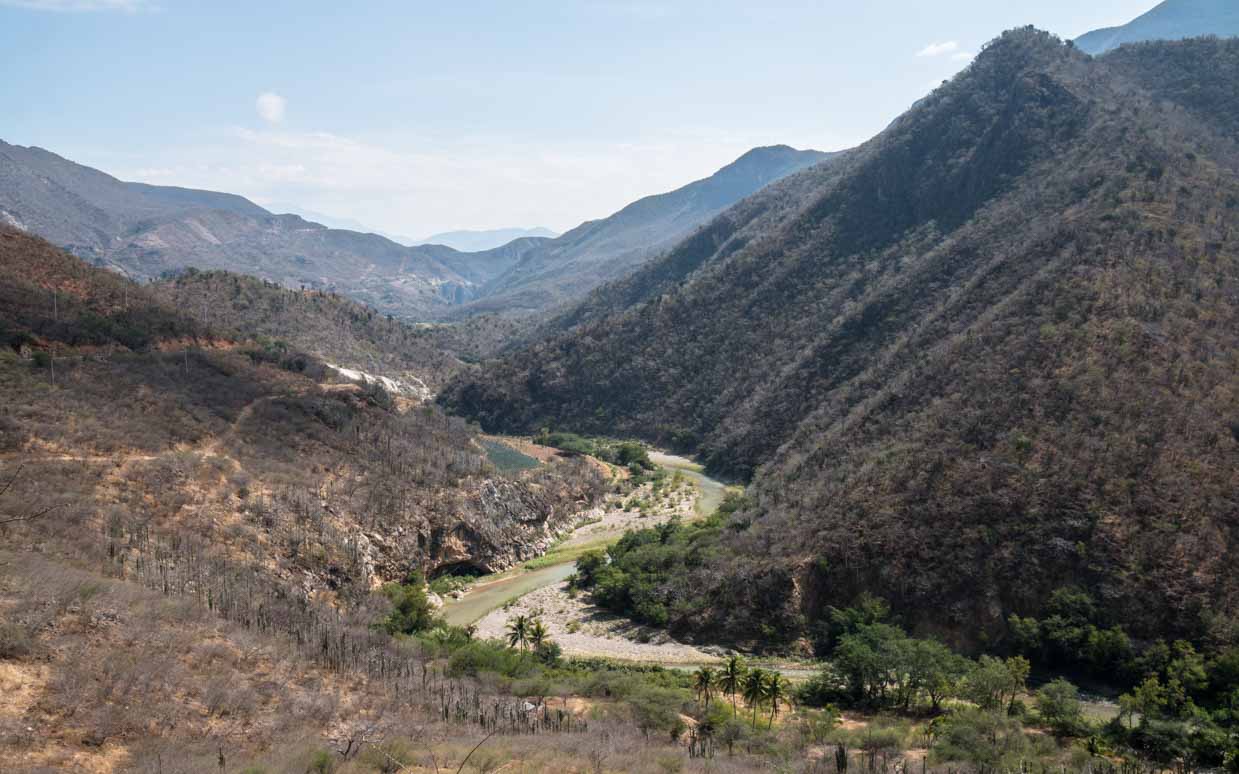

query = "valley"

[
  {"left": 3, "top": 3, "right": 1239, "bottom": 772},
  {"left": 441, "top": 450, "right": 734, "bottom": 665}
]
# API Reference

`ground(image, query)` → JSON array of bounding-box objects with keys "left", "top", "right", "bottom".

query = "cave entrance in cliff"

[{"left": 430, "top": 561, "right": 488, "bottom": 580}]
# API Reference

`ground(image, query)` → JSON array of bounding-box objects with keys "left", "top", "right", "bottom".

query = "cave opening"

[{"left": 430, "top": 561, "right": 488, "bottom": 580}]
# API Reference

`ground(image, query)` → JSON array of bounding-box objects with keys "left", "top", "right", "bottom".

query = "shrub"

[
  {"left": 447, "top": 641, "right": 536, "bottom": 679},
  {"left": 307, "top": 749, "right": 335, "bottom": 774},
  {"left": 932, "top": 708, "right": 1030, "bottom": 771},
  {"left": 629, "top": 685, "right": 688, "bottom": 739},
  {"left": 379, "top": 572, "right": 442, "bottom": 636},
  {"left": 1035, "top": 678, "right": 1086, "bottom": 737},
  {"left": 1131, "top": 719, "right": 1192, "bottom": 765},
  {"left": 534, "top": 640, "right": 562, "bottom": 667},
  {"left": 360, "top": 740, "right": 416, "bottom": 773},
  {"left": 797, "top": 665, "right": 850, "bottom": 708},
  {"left": 0, "top": 622, "right": 33, "bottom": 659}
]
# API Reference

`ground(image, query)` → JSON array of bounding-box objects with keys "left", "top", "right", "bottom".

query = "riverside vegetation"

[{"left": 3, "top": 21, "right": 1239, "bottom": 774}]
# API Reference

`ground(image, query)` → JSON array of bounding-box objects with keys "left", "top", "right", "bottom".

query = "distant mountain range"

[
  {"left": 443, "top": 31, "right": 1239, "bottom": 649},
  {"left": 261, "top": 201, "right": 407, "bottom": 241},
  {"left": 450, "top": 145, "right": 833, "bottom": 317},
  {"left": 415, "top": 227, "right": 560, "bottom": 252},
  {"left": 0, "top": 140, "right": 828, "bottom": 320},
  {"left": 0, "top": 140, "right": 547, "bottom": 319},
  {"left": 1075, "top": 0, "right": 1239, "bottom": 55},
  {"left": 261, "top": 210, "right": 558, "bottom": 252}
]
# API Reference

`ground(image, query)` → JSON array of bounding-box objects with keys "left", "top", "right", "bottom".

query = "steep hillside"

[
  {"left": 0, "top": 142, "right": 539, "bottom": 319},
  {"left": 0, "top": 230, "right": 770, "bottom": 774},
  {"left": 1, "top": 227, "right": 606, "bottom": 587},
  {"left": 150, "top": 269, "right": 468, "bottom": 394},
  {"left": 441, "top": 31, "right": 1239, "bottom": 649},
  {"left": 451, "top": 145, "right": 833, "bottom": 316},
  {"left": 1075, "top": 0, "right": 1239, "bottom": 55}
]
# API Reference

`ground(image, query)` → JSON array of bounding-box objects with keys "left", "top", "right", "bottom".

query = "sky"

[{"left": 0, "top": 0, "right": 1162, "bottom": 239}]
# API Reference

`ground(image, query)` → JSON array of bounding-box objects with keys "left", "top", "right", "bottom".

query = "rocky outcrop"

[{"left": 344, "top": 457, "right": 608, "bottom": 588}]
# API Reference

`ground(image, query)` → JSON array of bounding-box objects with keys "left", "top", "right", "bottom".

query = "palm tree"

[
  {"left": 506, "top": 614, "right": 531, "bottom": 652},
  {"left": 528, "top": 618, "right": 549, "bottom": 651},
  {"left": 693, "top": 666, "right": 717, "bottom": 711},
  {"left": 720, "top": 656, "right": 746, "bottom": 718},
  {"left": 765, "top": 672, "right": 790, "bottom": 728},
  {"left": 743, "top": 668, "right": 768, "bottom": 729}
]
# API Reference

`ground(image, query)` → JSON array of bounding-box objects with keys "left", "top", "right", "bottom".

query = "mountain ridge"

[
  {"left": 441, "top": 29, "right": 1239, "bottom": 649},
  {"left": 0, "top": 140, "right": 546, "bottom": 318},
  {"left": 415, "top": 226, "right": 560, "bottom": 252},
  {"left": 1, "top": 138, "right": 830, "bottom": 321},
  {"left": 448, "top": 144, "right": 835, "bottom": 317},
  {"left": 1075, "top": 0, "right": 1239, "bottom": 55}
]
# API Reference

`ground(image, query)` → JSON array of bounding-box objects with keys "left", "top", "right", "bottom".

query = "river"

[
  {"left": 647, "top": 451, "right": 729, "bottom": 516},
  {"left": 440, "top": 450, "right": 730, "bottom": 628}
]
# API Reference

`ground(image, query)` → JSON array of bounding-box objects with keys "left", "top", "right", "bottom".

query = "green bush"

[
  {"left": 534, "top": 640, "right": 563, "bottom": 667},
  {"left": 447, "top": 640, "right": 536, "bottom": 679},
  {"left": 306, "top": 749, "right": 335, "bottom": 774},
  {"left": 932, "top": 708, "right": 1030, "bottom": 771},
  {"left": 797, "top": 665, "right": 850, "bottom": 708},
  {"left": 1131, "top": 719, "right": 1192, "bottom": 765},
  {"left": 1035, "top": 678, "right": 1086, "bottom": 737},
  {"left": 360, "top": 740, "right": 416, "bottom": 773},
  {"left": 379, "top": 571, "right": 442, "bottom": 636}
]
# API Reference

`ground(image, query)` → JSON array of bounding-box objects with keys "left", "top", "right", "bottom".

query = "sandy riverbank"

[{"left": 474, "top": 580, "right": 724, "bottom": 664}]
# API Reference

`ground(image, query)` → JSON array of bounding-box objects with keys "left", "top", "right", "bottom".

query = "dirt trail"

[{"left": 3, "top": 393, "right": 279, "bottom": 471}]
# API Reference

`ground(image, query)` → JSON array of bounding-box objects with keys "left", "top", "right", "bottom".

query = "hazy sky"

[{"left": 1, "top": 0, "right": 1160, "bottom": 237}]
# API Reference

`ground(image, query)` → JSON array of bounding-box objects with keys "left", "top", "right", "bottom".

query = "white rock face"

[
  {"left": 325, "top": 363, "right": 432, "bottom": 401},
  {"left": 0, "top": 210, "right": 27, "bottom": 231}
]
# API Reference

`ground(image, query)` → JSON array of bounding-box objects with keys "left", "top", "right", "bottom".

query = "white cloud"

[
  {"left": 917, "top": 41, "right": 959, "bottom": 57},
  {"left": 255, "top": 92, "right": 287, "bottom": 125},
  {"left": 0, "top": 0, "right": 151, "bottom": 10}
]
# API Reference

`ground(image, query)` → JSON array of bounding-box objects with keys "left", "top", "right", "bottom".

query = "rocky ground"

[
  {"left": 445, "top": 456, "right": 722, "bottom": 662},
  {"left": 560, "top": 468, "right": 698, "bottom": 547}
]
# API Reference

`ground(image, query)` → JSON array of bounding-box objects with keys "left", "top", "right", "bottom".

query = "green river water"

[{"left": 440, "top": 451, "right": 728, "bottom": 628}]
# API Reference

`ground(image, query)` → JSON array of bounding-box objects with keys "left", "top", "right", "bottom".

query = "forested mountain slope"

[
  {"left": 441, "top": 30, "right": 1239, "bottom": 648},
  {"left": 151, "top": 269, "right": 469, "bottom": 393},
  {"left": 450, "top": 145, "right": 832, "bottom": 316}
]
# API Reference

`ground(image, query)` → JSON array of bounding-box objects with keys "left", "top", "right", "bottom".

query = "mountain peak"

[{"left": 725, "top": 144, "right": 827, "bottom": 172}]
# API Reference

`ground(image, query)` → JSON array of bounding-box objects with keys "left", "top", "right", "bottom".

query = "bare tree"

[{"left": 0, "top": 465, "right": 59, "bottom": 526}]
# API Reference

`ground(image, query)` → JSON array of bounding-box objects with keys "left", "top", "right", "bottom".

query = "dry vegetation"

[
  {"left": 150, "top": 270, "right": 469, "bottom": 392},
  {"left": 1, "top": 229, "right": 715, "bottom": 771},
  {"left": 441, "top": 31, "right": 1239, "bottom": 651}
]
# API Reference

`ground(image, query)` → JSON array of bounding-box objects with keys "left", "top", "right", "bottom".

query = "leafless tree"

[{"left": 0, "top": 465, "right": 59, "bottom": 526}]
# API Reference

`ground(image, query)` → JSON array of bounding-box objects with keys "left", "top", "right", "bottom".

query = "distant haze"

[
  {"left": 0, "top": 1, "right": 1168, "bottom": 238},
  {"left": 415, "top": 228, "right": 559, "bottom": 253}
]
